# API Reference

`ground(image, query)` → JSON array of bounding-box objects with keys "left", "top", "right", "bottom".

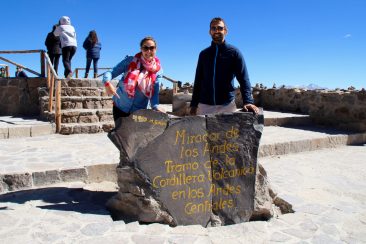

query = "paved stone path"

[
  {"left": 1, "top": 110, "right": 365, "bottom": 243},
  {"left": 0, "top": 145, "right": 365, "bottom": 243}
]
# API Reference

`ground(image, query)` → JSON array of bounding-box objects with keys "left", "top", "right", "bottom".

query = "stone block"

[
  {"left": 60, "top": 168, "right": 87, "bottom": 182},
  {"left": 8, "top": 126, "right": 31, "bottom": 138},
  {"left": 31, "top": 124, "right": 55, "bottom": 137},
  {"left": 2, "top": 173, "right": 32, "bottom": 191},
  {"left": 32, "top": 170, "right": 61, "bottom": 186},
  {"left": 0, "top": 175, "right": 6, "bottom": 193},
  {"left": 0, "top": 127, "right": 9, "bottom": 139},
  {"left": 86, "top": 163, "right": 118, "bottom": 183}
]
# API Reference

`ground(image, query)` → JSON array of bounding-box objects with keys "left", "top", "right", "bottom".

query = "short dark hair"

[
  {"left": 140, "top": 36, "right": 157, "bottom": 48},
  {"left": 210, "top": 17, "right": 226, "bottom": 28}
]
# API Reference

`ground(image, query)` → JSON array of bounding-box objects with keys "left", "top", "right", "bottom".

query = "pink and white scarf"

[{"left": 123, "top": 52, "right": 161, "bottom": 98}]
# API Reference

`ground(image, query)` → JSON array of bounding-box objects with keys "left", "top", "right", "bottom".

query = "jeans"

[
  {"left": 48, "top": 53, "right": 61, "bottom": 75},
  {"left": 85, "top": 57, "right": 99, "bottom": 75},
  {"left": 62, "top": 46, "right": 77, "bottom": 77}
]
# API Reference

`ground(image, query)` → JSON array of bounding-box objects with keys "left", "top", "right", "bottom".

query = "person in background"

[
  {"left": 190, "top": 17, "right": 259, "bottom": 115},
  {"left": 45, "top": 24, "right": 61, "bottom": 74},
  {"left": 15, "top": 66, "right": 28, "bottom": 78},
  {"left": 103, "top": 36, "right": 165, "bottom": 123},
  {"left": 0, "top": 67, "right": 5, "bottom": 78},
  {"left": 83, "top": 30, "right": 101, "bottom": 78},
  {"left": 54, "top": 16, "right": 77, "bottom": 78}
]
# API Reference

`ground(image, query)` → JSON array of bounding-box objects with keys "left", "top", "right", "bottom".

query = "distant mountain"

[{"left": 285, "top": 83, "right": 328, "bottom": 90}]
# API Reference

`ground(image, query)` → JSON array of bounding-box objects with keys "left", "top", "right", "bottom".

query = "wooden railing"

[
  {"left": 162, "top": 75, "right": 180, "bottom": 94},
  {"left": 0, "top": 49, "right": 62, "bottom": 133},
  {"left": 73, "top": 67, "right": 112, "bottom": 78},
  {"left": 0, "top": 50, "right": 45, "bottom": 77},
  {"left": 73, "top": 67, "right": 181, "bottom": 93},
  {"left": 43, "top": 53, "right": 61, "bottom": 133},
  {"left": 0, "top": 50, "right": 185, "bottom": 134}
]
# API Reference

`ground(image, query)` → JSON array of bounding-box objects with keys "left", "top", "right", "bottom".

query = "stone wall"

[
  {"left": 0, "top": 77, "right": 47, "bottom": 116},
  {"left": 254, "top": 88, "right": 366, "bottom": 132}
]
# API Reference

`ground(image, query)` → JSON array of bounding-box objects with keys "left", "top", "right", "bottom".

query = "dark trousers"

[
  {"left": 62, "top": 46, "right": 77, "bottom": 77},
  {"left": 113, "top": 106, "right": 130, "bottom": 122},
  {"left": 85, "top": 57, "right": 99, "bottom": 76},
  {"left": 48, "top": 53, "right": 61, "bottom": 75}
]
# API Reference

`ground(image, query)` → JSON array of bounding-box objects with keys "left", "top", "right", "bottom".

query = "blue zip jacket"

[
  {"left": 83, "top": 38, "right": 101, "bottom": 59},
  {"left": 102, "top": 55, "right": 162, "bottom": 113},
  {"left": 190, "top": 41, "right": 253, "bottom": 108}
]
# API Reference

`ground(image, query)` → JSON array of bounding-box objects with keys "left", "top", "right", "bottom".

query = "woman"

[
  {"left": 45, "top": 24, "right": 61, "bottom": 74},
  {"left": 83, "top": 30, "right": 101, "bottom": 78},
  {"left": 103, "top": 36, "right": 165, "bottom": 122},
  {"left": 54, "top": 16, "right": 77, "bottom": 78}
]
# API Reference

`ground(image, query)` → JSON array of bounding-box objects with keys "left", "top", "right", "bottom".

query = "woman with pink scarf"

[{"left": 103, "top": 37, "right": 165, "bottom": 122}]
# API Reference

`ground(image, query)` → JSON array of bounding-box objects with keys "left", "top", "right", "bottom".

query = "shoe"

[
  {"left": 66, "top": 72, "right": 73, "bottom": 79},
  {"left": 84, "top": 73, "right": 88, "bottom": 78},
  {"left": 94, "top": 73, "right": 98, "bottom": 78}
]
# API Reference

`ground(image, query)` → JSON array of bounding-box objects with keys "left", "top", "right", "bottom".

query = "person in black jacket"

[
  {"left": 83, "top": 30, "right": 101, "bottom": 78},
  {"left": 45, "top": 25, "right": 61, "bottom": 74},
  {"left": 190, "top": 17, "right": 259, "bottom": 115},
  {"left": 15, "top": 66, "right": 28, "bottom": 78}
]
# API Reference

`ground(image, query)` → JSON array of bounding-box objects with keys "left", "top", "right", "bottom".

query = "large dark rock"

[{"left": 107, "top": 109, "right": 289, "bottom": 226}]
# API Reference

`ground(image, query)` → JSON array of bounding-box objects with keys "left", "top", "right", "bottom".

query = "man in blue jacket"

[{"left": 190, "top": 17, "right": 259, "bottom": 115}]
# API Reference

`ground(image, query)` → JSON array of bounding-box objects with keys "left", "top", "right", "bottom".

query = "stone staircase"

[
  {"left": 40, "top": 78, "right": 117, "bottom": 135},
  {"left": 38, "top": 79, "right": 317, "bottom": 135}
]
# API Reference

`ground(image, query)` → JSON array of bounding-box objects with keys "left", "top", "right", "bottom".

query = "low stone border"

[
  {"left": 0, "top": 163, "right": 117, "bottom": 193},
  {"left": 0, "top": 124, "right": 55, "bottom": 139}
]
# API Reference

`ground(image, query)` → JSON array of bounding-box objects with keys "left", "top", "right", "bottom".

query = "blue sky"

[{"left": 1, "top": 0, "right": 365, "bottom": 89}]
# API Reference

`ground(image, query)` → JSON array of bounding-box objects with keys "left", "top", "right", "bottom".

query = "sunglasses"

[
  {"left": 142, "top": 46, "right": 156, "bottom": 51},
  {"left": 210, "top": 26, "right": 225, "bottom": 32}
]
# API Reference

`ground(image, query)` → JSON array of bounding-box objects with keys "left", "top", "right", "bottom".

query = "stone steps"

[
  {"left": 39, "top": 78, "right": 116, "bottom": 134},
  {"left": 41, "top": 108, "right": 114, "bottom": 134},
  {"left": 60, "top": 122, "right": 114, "bottom": 134},
  {"left": 39, "top": 78, "right": 314, "bottom": 135},
  {"left": 41, "top": 96, "right": 114, "bottom": 110}
]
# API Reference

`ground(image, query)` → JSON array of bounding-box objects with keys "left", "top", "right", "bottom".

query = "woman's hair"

[
  {"left": 52, "top": 24, "right": 57, "bottom": 32},
  {"left": 140, "top": 36, "right": 157, "bottom": 48},
  {"left": 89, "top": 30, "right": 99, "bottom": 45}
]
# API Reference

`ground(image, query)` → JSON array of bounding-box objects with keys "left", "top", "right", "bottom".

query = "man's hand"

[
  {"left": 154, "top": 105, "right": 166, "bottom": 113},
  {"left": 243, "top": 103, "right": 259, "bottom": 114},
  {"left": 190, "top": 107, "right": 197, "bottom": 116}
]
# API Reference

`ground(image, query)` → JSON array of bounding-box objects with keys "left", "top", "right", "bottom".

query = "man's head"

[
  {"left": 16, "top": 66, "right": 22, "bottom": 71},
  {"left": 209, "top": 17, "right": 228, "bottom": 44}
]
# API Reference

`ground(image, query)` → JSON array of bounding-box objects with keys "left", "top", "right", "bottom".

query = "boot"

[
  {"left": 84, "top": 72, "right": 88, "bottom": 78},
  {"left": 94, "top": 73, "right": 98, "bottom": 78}
]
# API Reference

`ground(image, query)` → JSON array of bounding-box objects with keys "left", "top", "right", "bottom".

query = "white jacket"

[{"left": 54, "top": 16, "right": 77, "bottom": 48}]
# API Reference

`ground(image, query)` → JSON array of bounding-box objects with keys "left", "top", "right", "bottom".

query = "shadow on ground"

[{"left": 0, "top": 187, "right": 116, "bottom": 216}]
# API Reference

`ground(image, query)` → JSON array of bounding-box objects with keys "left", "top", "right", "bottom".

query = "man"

[
  {"left": 15, "top": 66, "right": 28, "bottom": 78},
  {"left": 190, "top": 17, "right": 259, "bottom": 115}
]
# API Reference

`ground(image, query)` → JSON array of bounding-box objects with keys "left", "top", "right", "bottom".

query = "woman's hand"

[{"left": 105, "top": 82, "right": 120, "bottom": 98}]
